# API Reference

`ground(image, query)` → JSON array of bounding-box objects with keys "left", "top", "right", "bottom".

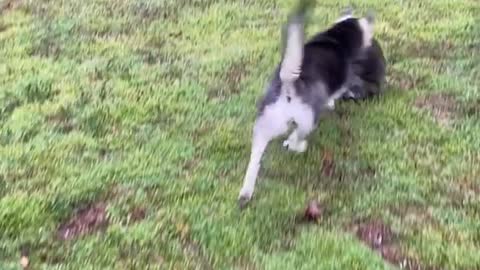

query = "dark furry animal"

[{"left": 238, "top": 1, "right": 386, "bottom": 207}]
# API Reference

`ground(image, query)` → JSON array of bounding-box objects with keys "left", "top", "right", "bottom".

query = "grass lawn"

[{"left": 1, "top": 0, "right": 479, "bottom": 269}]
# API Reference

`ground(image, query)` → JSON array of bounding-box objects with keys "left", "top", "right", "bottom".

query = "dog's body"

[{"left": 238, "top": 4, "right": 386, "bottom": 207}]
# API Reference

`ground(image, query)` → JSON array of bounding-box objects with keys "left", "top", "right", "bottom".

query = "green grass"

[{"left": 1, "top": 0, "right": 479, "bottom": 269}]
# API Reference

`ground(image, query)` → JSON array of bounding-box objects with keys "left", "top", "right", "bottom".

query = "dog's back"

[
  {"left": 258, "top": 15, "right": 374, "bottom": 122},
  {"left": 300, "top": 18, "right": 372, "bottom": 98}
]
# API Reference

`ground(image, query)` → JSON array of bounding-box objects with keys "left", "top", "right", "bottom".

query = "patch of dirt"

[
  {"left": 458, "top": 177, "right": 480, "bottom": 195},
  {"left": 208, "top": 59, "right": 250, "bottom": 101},
  {"left": 135, "top": 33, "right": 183, "bottom": 68},
  {"left": 361, "top": 164, "right": 376, "bottom": 177},
  {"left": 33, "top": 38, "right": 62, "bottom": 58},
  {"left": 404, "top": 41, "right": 455, "bottom": 60},
  {"left": 180, "top": 157, "right": 201, "bottom": 179},
  {"left": 182, "top": 158, "right": 199, "bottom": 171},
  {"left": 387, "top": 70, "right": 428, "bottom": 91},
  {"left": 136, "top": 47, "right": 162, "bottom": 65},
  {"left": 463, "top": 98, "right": 480, "bottom": 117},
  {"left": 447, "top": 171, "right": 480, "bottom": 212},
  {"left": 128, "top": 206, "right": 147, "bottom": 223},
  {"left": 321, "top": 150, "right": 335, "bottom": 178},
  {"left": 0, "top": 167, "right": 34, "bottom": 183},
  {"left": 191, "top": 122, "right": 214, "bottom": 141},
  {"left": 130, "top": 2, "right": 165, "bottom": 23},
  {"left": 352, "top": 219, "right": 427, "bottom": 270},
  {"left": 46, "top": 108, "right": 75, "bottom": 134},
  {"left": 136, "top": 45, "right": 184, "bottom": 80},
  {"left": 414, "top": 93, "right": 458, "bottom": 127},
  {"left": 355, "top": 220, "right": 394, "bottom": 249},
  {"left": 380, "top": 246, "right": 422, "bottom": 270},
  {"left": 0, "top": 92, "right": 22, "bottom": 120},
  {"left": 0, "top": 22, "right": 9, "bottom": 32},
  {"left": 57, "top": 202, "right": 109, "bottom": 240},
  {"left": 98, "top": 147, "right": 109, "bottom": 160},
  {"left": 0, "top": 0, "right": 23, "bottom": 13}
]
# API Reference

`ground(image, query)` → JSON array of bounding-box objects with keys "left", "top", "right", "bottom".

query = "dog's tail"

[{"left": 279, "top": 0, "right": 314, "bottom": 84}]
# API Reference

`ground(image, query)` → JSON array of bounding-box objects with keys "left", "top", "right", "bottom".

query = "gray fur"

[{"left": 238, "top": 3, "right": 383, "bottom": 207}]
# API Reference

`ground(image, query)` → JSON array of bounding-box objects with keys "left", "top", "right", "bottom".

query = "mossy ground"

[{"left": 0, "top": 0, "right": 479, "bottom": 269}]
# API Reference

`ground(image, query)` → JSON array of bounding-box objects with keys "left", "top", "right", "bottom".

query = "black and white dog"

[{"left": 238, "top": 2, "right": 386, "bottom": 207}]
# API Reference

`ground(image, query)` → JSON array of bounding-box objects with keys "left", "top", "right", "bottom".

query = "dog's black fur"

[
  {"left": 259, "top": 17, "right": 383, "bottom": 122},
  {"left": 238, "top": 3, "right": 387, "bottom": 207},
  {"left": 300, "top": 18, "right": 371, "bottom": 96},
  {"left": 342, "top": 38, "right": 387, "bottom": 100}
]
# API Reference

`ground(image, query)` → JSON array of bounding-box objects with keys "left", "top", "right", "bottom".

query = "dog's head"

[{"left": 333, "top": 7, "right": 375, "bottom": 49}]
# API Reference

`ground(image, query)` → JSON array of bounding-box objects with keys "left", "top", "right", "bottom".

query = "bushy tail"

[{"left": 279, "top": 0, "right": 314, "bottom": 84}]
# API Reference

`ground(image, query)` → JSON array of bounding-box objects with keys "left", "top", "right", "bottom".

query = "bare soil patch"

[
  {"left": 0, "top": 0, "right": 23, "bottom": 13},
  {"left": 46, "top": 108, "right": 75, "bottom": 134},
  {"left": 321, "top": 150, "right": 335, "bottom": 178},
  {"left": 414, "top": 93, "right": 458, "bottom": 127},
  {"left": 57, "top": 202, "right": 109, "bottom": 240},
  {"left": 208, "top": 59, "right": 250, "bottom": 101},
  {"left": 387, "top": 70, "right": 428, "bottom": 91},
  {"left": 352, "top": 219, "right": 435, "bottom": 270},
  {"left": 128, "top": 206, "right": 147, "bottom": 223}
]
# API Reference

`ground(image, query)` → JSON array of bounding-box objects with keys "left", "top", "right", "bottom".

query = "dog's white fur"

[
  {"left": 238, "top": 10, "right": 375, "bottom": 205},
  {"left": 359, "top": 18, "right": 374, "bottom": 48},
  {"left": 238, "top": 90, "right": 315, "bottom": 201},
  {"left": 336, "top": 8, "right": 374, "bottom": 49}
]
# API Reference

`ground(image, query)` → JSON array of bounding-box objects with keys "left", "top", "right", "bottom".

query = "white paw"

[
  {"left": 326, "top": 99, "right": 335, "bottom": 110},
  {"left": 293, "top": 140, "right": 307, "bottom": 152},
  {"left": 283, "top": 139, "right": 307, "bottom": 153}
]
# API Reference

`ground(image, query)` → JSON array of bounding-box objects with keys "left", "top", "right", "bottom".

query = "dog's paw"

[
  {"left": 283, "top": 139, "right": 307, "bottom": 153},
  {"left": 293, "top": 140, "right": 307, "bottom": 152},
  {"left": 238, "top": 188, "right": 253, "bottom": 209},
  {"left": 282, "top": 139, "right": 290, "bottom": 149},
  {"left": 326, "top": 99, "right": 335, "bottom": 110}
]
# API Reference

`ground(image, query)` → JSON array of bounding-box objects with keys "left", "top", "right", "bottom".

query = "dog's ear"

[
  {"left": 335, "top": 5, "right": 354, "bottom": 23},
  {"left": 358, "top": 10, "right": 376, "bottom": 48},
  {"left": 279, "top": 0, "right": 314, "bottom": 83}
]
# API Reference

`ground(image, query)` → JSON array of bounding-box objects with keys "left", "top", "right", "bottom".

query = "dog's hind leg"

[
  {"left": 238, "top": 104, "right": 289, "bottom": 208},
  {"left": 283, "top": 129, "right": 308, "bottom": 153},
  {"left": 282, "top": 108, "right": 314, "bottom": 153}
]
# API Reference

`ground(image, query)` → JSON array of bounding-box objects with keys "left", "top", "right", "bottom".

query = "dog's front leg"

[{"left": 238, "top": 132, "right": 270, "bottom": 208}]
